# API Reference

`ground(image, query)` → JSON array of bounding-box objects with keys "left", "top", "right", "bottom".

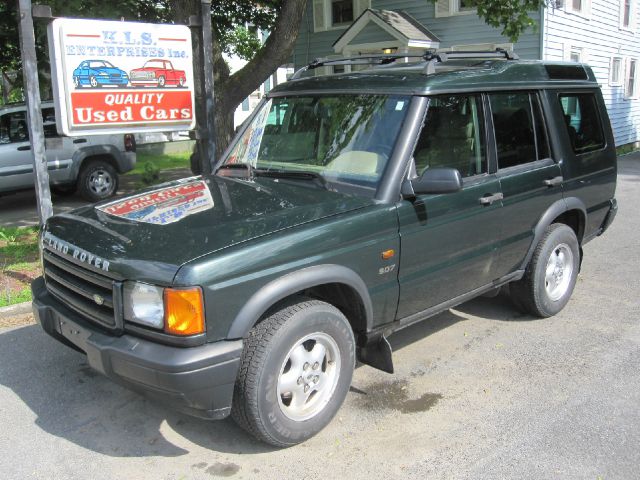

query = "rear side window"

[
  {"left": 559, "top": 93, "right": 605, "bottom": 154},
  {"left": 489, "top": 92, "right": 550, "bottom": 169}
]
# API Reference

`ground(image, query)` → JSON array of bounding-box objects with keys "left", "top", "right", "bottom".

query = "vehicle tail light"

[
  {"left": 124, "top": 134, "right": 136, "bottom": 152},
  {"left": 164, "top": 287, "right": 205, "bottom": 336}
]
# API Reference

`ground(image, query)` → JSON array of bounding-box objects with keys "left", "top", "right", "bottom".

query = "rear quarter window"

[{"left": 558, "top": 93, "right": 605, "bottom": 154}]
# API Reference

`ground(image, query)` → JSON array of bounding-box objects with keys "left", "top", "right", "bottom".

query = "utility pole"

[
  {"left": 201, "top": 0, "right": 216, "bottom": 172},
  {"left": 17, "top": 0, "right": 52, "bottom": 224}
]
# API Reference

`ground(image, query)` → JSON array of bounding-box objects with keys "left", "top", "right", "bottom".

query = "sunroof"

[{"left": 545, "top": 65, "right": 588, "bottom": 80}]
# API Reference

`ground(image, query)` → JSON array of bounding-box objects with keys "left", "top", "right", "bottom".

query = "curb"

[{"left": 0, "top": 301, "right": 32, "bottom": 319}]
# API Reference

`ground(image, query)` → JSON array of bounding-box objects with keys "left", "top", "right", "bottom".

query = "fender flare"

[
  {"left": 70, "top": 145, "right": 123, "bottom": 178},
  {"left": 520, "top": 197, "right": 587, "bottom": 270},
  {"left": 226, "top": 264, "right": 374, "bottom": 339}
]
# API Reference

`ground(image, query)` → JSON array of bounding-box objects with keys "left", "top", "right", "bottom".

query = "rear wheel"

[
  {"left": 231, "top": 298, "right": 355, "bottom": 447},
  {"left": 77, "top": 159, "right": 118, "bottom": 202},
  {"left": 510, "top": 224, "right": 580, "bottom": 317}
]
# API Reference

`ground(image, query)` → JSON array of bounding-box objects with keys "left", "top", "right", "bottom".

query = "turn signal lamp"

[{"left": 164, "top": 287, "right": 205, "bottom": 336}]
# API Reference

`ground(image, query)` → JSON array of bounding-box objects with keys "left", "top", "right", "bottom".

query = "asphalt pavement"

[{"left": 0, "top": 156, "right": 638, "bottom": 480}]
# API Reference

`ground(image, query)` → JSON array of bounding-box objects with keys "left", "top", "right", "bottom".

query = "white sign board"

[{"left": 48, "top": 18, "right": 196, "bottom": 136}]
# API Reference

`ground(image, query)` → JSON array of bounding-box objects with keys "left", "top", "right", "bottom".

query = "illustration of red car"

[{"left": 129, "top": 59, "right": 187, "bottom": 88}]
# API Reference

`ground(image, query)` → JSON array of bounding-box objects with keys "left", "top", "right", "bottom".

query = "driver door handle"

[
  {"left": 543, "top": 176, "right": 564, "bottom": 187},
  {"left": 479, "top": 192, "right": 504, "bottom": 205},
  {"left": 17, "top": 145, "right": 31, "bottom": 151}
]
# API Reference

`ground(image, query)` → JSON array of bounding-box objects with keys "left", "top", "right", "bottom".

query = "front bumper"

[{"left": 31, "top": 277, "right": 242, "bottom": 420}]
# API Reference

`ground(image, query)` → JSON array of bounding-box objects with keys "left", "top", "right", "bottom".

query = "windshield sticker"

[
  {"left": 395, "top": 101, "right": 405, "bottom": 111},
  {"left": 97, "top": 180, "right": 214, "bottom": 224},
  {"left": 245, "top": 99, "right": 271, "bottom": 166}
]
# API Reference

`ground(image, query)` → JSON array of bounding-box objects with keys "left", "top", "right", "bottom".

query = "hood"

[{"left": 43, "top": 175, "right": 372, "bottom": 283}]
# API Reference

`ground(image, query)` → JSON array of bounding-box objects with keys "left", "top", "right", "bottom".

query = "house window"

[
  {"left": 610, "top": 57, "right": 623, "bottom": 86},
  {"left": 621, "top": 0, "right": 636, "bottom": 30},
  {"left": 626, "top": 58, "right": 638, "bottom": 98},
  {"left": 332, "top": 0, "right": 353, "bottom": 25},
  {"left": 313, "top": 0, "right": 371, "bottom": 32},
  {"left": 242, "top": 98, "right": 250, "bottom": 112},
  {"left": 570, "top": 48, "right": 582, "bottom": 63},
  {"left": 564, "top": 44, "right": 585, "bottom": 63},
  {"left": 566, "top": 0, "right": 591, "bottom": 15},
  {"left": 435, "top": 0, "right": 477, "bottom": 17}
]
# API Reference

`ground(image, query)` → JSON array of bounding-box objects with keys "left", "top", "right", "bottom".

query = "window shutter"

[
  {"left": 313, "top": 0, "right": 327, "bottom": 32},
  {"left": 354, "top": 0, "right": 371, "bottom": 17},
  {"left": 435, "top": 0, "right": 451, "bottom": 18}
]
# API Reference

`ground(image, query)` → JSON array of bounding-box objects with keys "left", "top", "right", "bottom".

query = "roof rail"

[
  {"left": 422, "top": 48, "right": 519, "bottom": 74},
  {"left": 290, "top": 48, "right": 519, "bottom": 80},
  {"left": 290, "top": 53, "right": 427, "bottom": 80}
]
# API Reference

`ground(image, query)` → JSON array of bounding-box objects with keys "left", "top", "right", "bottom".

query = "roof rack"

[
  {"left": 290, "top": 53, "right": 428, "bottom": 80},
  {"left": 422, "top": 48, "right": 519, "bottom": 74},
  {"left": 290, "top": 48, "right": 519, "bottom": 80}
]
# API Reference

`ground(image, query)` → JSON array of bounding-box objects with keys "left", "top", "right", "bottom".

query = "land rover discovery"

[{"left": 31, "top": 51, "right": 617, "bottom": 447}]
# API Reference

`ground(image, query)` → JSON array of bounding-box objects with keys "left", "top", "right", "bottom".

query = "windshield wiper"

[{"left": 254, "top": 169, "right": 329, "bottom": 190}]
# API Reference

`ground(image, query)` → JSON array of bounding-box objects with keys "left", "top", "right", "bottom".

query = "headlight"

[
  {"left": 123, "top": 281, "right": 164, "bottom": 328},
  {"left": 123, "top": 282, "right": 205, "bottom": 335}
]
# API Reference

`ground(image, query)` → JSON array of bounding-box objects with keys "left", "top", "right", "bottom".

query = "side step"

[{"left": 357, "top": 334, "right": 394, "bottom": 374}]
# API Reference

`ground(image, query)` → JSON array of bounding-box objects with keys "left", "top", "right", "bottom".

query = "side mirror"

[{"left": 402, "top": 167, "right": 462, "bottom": 198}]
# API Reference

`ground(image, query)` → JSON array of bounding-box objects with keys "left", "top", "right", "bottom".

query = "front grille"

[{"left": 43, "top": 249, "right": 123, "bottom": 331}]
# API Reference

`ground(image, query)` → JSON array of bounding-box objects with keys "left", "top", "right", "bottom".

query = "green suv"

[{"left": 31, "top": 51, "right": 618, "bottom": 447}]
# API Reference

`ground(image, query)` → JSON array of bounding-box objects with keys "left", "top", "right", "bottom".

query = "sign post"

[{"left": 17, "top": 0, "right": 53, "bottom": 224}]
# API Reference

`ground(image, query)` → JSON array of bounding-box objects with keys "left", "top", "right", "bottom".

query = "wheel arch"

[
  {"left": 521, "top": 197, "right": 586, "bottom": 270},
  {"left": 70, "top": 146, "right": 123, "bottom": 178},
  {"left": 226, "top": 265, "right": 373, "bottom": 340}
]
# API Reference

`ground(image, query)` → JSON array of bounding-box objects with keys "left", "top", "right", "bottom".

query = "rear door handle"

[
  {"left": 73, "top": 138, "right": 87, "bottom": 144},
  {"left": 479, "top": 192, "right": 504, "bottom": 205},
  {"left": 543, "top": 176, "right": 563, "bottom": 187},
  {"left": 17, "top": 145, "right": 31, "bottom": 151}
]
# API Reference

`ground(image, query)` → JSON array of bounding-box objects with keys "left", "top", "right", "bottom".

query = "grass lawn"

[
  {"left": 126, "top": 151, "right": 191, "bottom": 176},
  {"left": 0, "top": 226, "right": 40, "bottom": 308}
]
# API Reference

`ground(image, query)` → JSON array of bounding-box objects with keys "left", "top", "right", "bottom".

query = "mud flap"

[{"left": 357, "top": 334, "right": 394, "bottom": 374}]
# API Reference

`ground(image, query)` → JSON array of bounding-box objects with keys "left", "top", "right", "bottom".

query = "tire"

[
  {"left": 510, "top": 224, "right": 580, "bottom": 317},
  {"left": 189, "top": 152, "right": 202, "bottom": 175},
  {"left": 157, "top": 75, "right": 166, "bottom": 88},
  {"left": 89, "top": 76, "right": 99, "bottom": 88},
  {"left": 77, "top": 159, "right": 119, "bottom": 202},
  {"left": 231, "top": 298, "right": 355, "bottom": 447},
  {"left": 178, "top": 77, "right": 186, "bottom": 88},
  {"left": 73, "top": 76, "right": 80, "bottom": 89}
]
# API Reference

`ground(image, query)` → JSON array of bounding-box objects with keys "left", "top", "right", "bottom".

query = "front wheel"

[
  {"left": 77, "top": 159, "right": 118, "bottom": 202},
  {"left": 157, "top": 75, "right": 165, "bottom": 88},
  {"left": 231, "top": 298, "right": 355, "bottom": 447},
  {"left": 510, "top": 224, "right": 580, "bottom": 317}
]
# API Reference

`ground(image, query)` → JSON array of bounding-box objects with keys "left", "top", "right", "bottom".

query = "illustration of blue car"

[{"left": 72, "top": 60, "right": 129, "bottom": 88}]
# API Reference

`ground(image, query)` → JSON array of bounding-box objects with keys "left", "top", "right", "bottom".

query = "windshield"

[
  {"left": 144, "top": 60, "right": 165, "bottom": 69},
  {"left": 222, "top": 94, "right": 411, "bottom": 192},
  {"left": 89, "top": 61, "right": 114, "bottom": 68}
]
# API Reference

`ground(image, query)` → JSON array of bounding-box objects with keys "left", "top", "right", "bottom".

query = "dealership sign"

[{"left": 48, "top": 18, "right": 195, "bottom": 136}]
